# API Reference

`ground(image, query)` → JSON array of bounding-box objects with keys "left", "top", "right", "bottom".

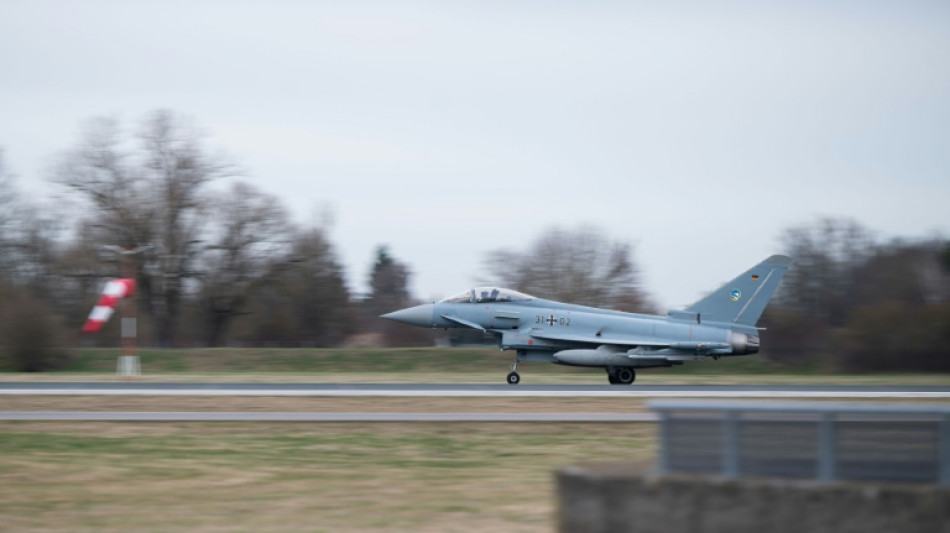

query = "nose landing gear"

[
  {"left": 506, "top": 360, "right": 520, "bottom": 385},
  {"left": 502, "top": 349, "right": 533, "bottom": 385}
]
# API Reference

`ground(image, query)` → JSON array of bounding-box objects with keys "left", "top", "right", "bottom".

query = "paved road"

[
  {"left": 1, "top": 382, "right": 949, "bottom": 398},
  {"left": 0, "top": 411, "right": 659, "bottom": 422}
]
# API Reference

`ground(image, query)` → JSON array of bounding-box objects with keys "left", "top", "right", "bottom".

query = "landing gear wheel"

[
  {"left": 615, "top": 368, "right": 636, "bottom": 385},
  {"left": 506, "top": 371, "right": 521, "bottom": 385}
]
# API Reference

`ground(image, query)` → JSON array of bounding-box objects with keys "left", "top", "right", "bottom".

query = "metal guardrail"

[{"left": 649, "top": 400, "right": 950, "bottom": 485}]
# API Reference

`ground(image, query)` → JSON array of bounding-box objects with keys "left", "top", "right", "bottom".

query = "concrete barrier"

[{"left": 558, "top": 465, "right": 950, "bottom": 533}]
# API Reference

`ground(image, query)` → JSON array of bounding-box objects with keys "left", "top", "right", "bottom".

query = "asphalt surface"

[
  {"left": 1, "top": 382, "right": 949, "bottom": 398},
  {"left": 0, "top": 411, "right": 660, "bottom": 422}
]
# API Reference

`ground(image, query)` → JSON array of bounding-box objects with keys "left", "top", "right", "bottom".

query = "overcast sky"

[{"left": 2, "top": 1, "right": 949, "bottom": 309}]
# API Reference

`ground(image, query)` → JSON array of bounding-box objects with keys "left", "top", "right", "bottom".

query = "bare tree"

[
  {"left": 14, "top": 210, "right": 63, "bottom": 298},
  {"left": 777, "top": 216, "right": 876, "bottom": 327},
  {"left": 0, "top": 153, "right": 76, "bottom": 368},
  {"left": 0, "top": 151, "right": 67, "bottom": 295},
  {"left": 54, "top": 117, "right": 153, "bottom": 247},
  {"left": 49, "top": 221, "right": 115, "bottom": 331},
  {"left": 196, "top": 182, "right": 293, "bottom": 346},
  {"left": 53, "top": 110, "right": 233, "bottom": 346},
  {"left": 0, "top": 150, "right": 20, "bottom": 281},
  {"left": 482, "top": 226, "right": 652, "bottom": 312},
  {"left": 912, "top": 241, "right": 950, "bottom": 305},
  {"left": 234, "top": 227, "right": 353, "bottom": 347},
  {"left": 0, "top": 284, "right": 74, "bottom": 371},
  {"left": 850, "top": 240, "right": 950, "bottom": 308}
]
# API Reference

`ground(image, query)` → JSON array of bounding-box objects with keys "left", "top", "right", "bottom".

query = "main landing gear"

[{"left": 606, "top": 367, "right": 636, "bottom": 385}]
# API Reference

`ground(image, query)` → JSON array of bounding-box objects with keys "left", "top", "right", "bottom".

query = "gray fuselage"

[
  {"left": 387, "top": 296, "right": 759, "bottom": 369},
  {"left": 381, "top": 255, "right": 789, "bottom": 383}
]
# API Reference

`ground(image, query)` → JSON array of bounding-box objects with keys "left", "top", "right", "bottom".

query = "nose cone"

[{"left": 380, "top": 304, "right": 435, "bottom": 328}]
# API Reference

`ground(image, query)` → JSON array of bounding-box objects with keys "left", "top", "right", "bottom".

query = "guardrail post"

[
  {"left": 817, "top": 412, "right": 836, "bottom": 482},
  {"left": 722, "top": 410, "right": 739, "bottom": 479},
  {"left": 940, "top": 415, "right": 950, "bottom": 487}
]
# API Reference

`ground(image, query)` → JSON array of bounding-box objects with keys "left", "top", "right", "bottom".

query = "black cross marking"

[{"left": 546, "top": 315, "right": 556, "bottom": 326}]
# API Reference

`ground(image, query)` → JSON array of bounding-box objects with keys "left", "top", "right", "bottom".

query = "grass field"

[
  {"left": 3, "top": 347, "right": 950, "bottom": 385},
  {"left": 0, "top": 395, "right": 658, "bottom": 413},
  {"left": 6, "top": 346, "right": 838, "bottom": 375},
  {"left": 0, "top": 421, "right": 653, "bottom": 533}
]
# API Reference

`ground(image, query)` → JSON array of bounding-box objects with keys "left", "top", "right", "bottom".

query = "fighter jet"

[{"left": 381, "top": 255, "right": 792, "bottom": 385}]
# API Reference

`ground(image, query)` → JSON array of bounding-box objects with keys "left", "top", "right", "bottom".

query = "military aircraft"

[{"left": 381, "top": 255, "right": 792, "bottom": 385}]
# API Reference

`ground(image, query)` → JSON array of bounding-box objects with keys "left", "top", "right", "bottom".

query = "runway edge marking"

[
  {"left": 1, "top": 389, "right": 949, "bottom": 398},
  {"left": 0, "top": 411, "right": 660, "bottom": 422}
]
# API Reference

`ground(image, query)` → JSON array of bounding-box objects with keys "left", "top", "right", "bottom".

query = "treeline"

[
  {"left": 763, "top": 219, "right": 950, "bottom": 372},
  {"left": 1, "top": 111, "right": 948, "bottom": 372},
  {"left": 0, "top": 111, "right": 387, "bottom": 361}
]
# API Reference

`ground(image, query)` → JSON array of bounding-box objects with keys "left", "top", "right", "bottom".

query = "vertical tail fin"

[{"left": 684, "top": 255, "right": 792, "bottom": 326}]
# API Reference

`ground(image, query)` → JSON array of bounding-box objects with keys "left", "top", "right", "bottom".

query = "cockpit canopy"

[{"left": 439, "top": 287, "right": 534, "bottom": 304}]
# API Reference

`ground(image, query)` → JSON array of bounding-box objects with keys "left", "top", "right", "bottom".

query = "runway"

[
  {"left": 0, "top": 411, "right": 659, "bottom": 422},
  {"left": 2, "top": 382, "right": 950, "bottom": 398}
]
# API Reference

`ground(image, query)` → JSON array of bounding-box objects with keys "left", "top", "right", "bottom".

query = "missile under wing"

[{"left": 381, "top": 255, "right": 792, "bottom": 385}]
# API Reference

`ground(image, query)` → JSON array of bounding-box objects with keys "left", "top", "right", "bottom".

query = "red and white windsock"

[{"left": 82, "top": 278, "right": 136, "bottom": 333}]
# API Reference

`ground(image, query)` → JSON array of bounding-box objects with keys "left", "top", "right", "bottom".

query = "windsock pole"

[
  {"left": 82, "top": 276, "right": 138, "bottom": 377},
  {"left": 85, "top": 245, "right": 150, "bottom": 379}
]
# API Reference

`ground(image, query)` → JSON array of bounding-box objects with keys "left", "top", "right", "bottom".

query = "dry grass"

[
  {"left": 0, "top": 395, "right": 652, "bottom": 413},
  {"left": 5, "top": 395, "right": 945, "bottom": 417},
  {"left": 2, "top": 346, "right": 948, "bottom": 385},
  {"left": 0, "top": 421, "right": 655, "bottom": 532}
]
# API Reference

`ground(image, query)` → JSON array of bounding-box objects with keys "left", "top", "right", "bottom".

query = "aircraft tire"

[
  {"left": 616, "top": 368, "right": 636, "bottom": 385},
  {"left": 506, "top": 371, "right": 521, "bottom": 385}
]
